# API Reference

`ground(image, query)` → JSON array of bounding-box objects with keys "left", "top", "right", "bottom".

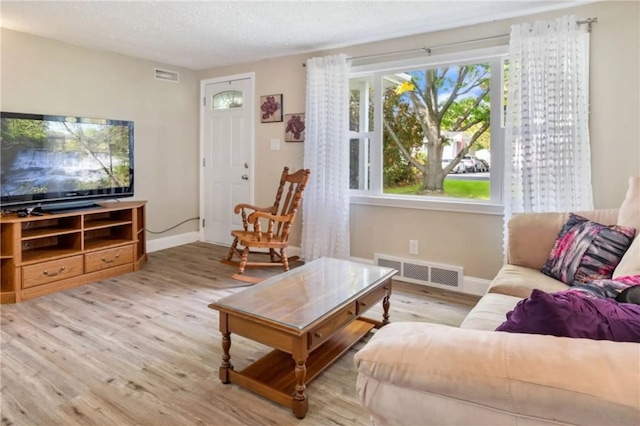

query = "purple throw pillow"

[
  {"left": 541, "top": 213, "right": 635, "bottom": 285},
  {"left": 496, "top": 289, "right": 640, "bottom": 343}
]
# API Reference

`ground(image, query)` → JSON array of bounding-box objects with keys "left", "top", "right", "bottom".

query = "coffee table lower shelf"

[{"left": 226, "top": 318, "right": 376, "bottom": 410}]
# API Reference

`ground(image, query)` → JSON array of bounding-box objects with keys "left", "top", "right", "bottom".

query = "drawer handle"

[
  {"left": 43, "top": 266, "right": 65, "bottom": 277},
  {"left": 101, "top": 253, "right": 120, "bottom": 263},
  {"left": 347, "top": 310, "right": 354, "bottom": 316},
  {"left": 314, "top": 332, "right": 323, "bottom": 339},
  {"left": 360, "top": 302, "right": 367, "bottom": 307}
]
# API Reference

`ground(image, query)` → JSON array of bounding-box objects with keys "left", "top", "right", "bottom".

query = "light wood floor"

[{"left": 0, "top": 242, "right": 479, "bottom": 426}]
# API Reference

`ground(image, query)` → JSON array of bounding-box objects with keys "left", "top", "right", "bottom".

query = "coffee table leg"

[
  {"left": 292, "top": 358, "right": 308, "bottom": 418},
  {"left": 382, "top": 283, "right": 392, "bottom": 325},
  {"left": 220, "top": 314, "right": 233, "bottom": 384}
]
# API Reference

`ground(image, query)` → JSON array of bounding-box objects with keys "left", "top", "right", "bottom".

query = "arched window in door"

[{"left": 212, "top": 91, "right": 243, "bottom": 109}]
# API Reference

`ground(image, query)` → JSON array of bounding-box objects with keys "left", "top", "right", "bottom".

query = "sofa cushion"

[
  {"left": 614, "top": 176, "right": 640, "bottom": 278},
  {"left": 355, "top": 322, "right": 640, "bottom": 426},
  {"left": 507, "top": 209, "right": 619, "bottom": 270},
  {"left": 496, "top": 289, "right": 640, "bottom": 343},
  {"left": 507, "top": 212, "right": 572, "bottom": 270},
  {"left": 617, "top": 176, "right": 640, "bottom": 232},
  {"left": 488, "top": 265, "right": 569, "bottom": 299},
  {"left": 460, "top": 292, "right": 524, "bottom": 331},
  {"left": 541, "top": 213, "right": 635, "bottom": 285},
  {"left": 614, "top": 238, "right": 640, "bottom": 278}
]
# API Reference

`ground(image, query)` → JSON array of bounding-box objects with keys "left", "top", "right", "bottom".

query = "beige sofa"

[{"left": 354, "top": 178, "right": 640, "bottom": 426}]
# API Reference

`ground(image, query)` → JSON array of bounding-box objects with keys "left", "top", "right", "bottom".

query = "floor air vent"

[
  {"left": 155, "top": 68, "right": 179, "bottom": 82},
  {"left": 374, "top": 253, "right": 463, "bottom": 290}
]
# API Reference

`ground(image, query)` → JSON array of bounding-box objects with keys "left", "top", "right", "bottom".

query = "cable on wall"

[{"left": 146, "top": 217, "right": 199, "bottom": 234}]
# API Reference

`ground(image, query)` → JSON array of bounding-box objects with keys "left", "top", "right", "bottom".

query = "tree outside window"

[{"left": 349, "top": 50, "right": 506, "bottom": 204}]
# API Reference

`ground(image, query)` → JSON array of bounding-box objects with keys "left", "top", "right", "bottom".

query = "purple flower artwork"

[
  {"left": 259, "top": 94, "right": 283, "bottom": 123},
  {"left": 284, "top": 113, "right": 305, "bottom": 142}
]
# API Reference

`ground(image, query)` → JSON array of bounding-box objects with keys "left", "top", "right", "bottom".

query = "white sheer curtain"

[
  {"left": 504, "top": 15, "right": 593, "bottom": 251},
  {"left": 302, "top": 54, "right": 350, "bottom": 261}
]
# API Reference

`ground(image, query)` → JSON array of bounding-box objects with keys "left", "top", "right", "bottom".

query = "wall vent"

[
  {"left": 377, "top": 257, "right": 402, "bottom": 271},
  {"left": 374, "top": 253, "right": 463, "bottom": 290},
  {"left": 155, "top": 68, "right": 179, "bottom": 83}
]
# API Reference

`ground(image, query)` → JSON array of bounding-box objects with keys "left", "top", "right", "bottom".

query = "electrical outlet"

[
  {"left": 409, "top": 240, "right": 419, "bottom": 255},
  {"left": 270, "top": 138, "right": 280, "bottom": 150}
]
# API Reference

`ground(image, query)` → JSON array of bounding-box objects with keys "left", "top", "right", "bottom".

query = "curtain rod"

[
  {"left": 303, "top": 17, "right": 597, "bottom": 67},
  {"left": 349, "top": 33, "right": 510, "bottom": 62}
]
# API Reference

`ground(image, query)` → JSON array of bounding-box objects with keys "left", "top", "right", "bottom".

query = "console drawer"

[
  {"left": 85, "top": 245, "right": 133, "bottom": 273},
  {"left": 22, "top": 255, "right": 83, "bottom": 289},
  {"left": 357, "top": 283, "right": 389, "bottom": 315},
  {"left": 308, "top": 303, "right": 357, "bottom": 350}
]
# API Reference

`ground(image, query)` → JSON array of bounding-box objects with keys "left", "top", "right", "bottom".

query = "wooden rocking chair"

[{"left": 221, "top": 167, "right": 311, "bottom": 283}]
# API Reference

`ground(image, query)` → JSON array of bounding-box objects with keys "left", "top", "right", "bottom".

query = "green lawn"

[{"left": 385, "top": 179, "right": 490, "bottom": 200}]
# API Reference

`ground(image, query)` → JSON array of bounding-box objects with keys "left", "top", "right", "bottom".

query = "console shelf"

[
  {"left": 22, "top": 227, "right": 81, "bottom": 240},
  {"left": 85, "top": 219, "right": 133, "bottom": 231},
  {"left": 0, "top": 201, "right": 147, "bottom": 304}
]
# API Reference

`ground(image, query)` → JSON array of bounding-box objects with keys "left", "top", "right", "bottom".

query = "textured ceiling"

[{"left": 1, "top": 1, "right": 591, "bottom": 70}]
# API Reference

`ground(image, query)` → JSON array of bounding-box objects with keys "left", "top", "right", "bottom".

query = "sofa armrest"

[
  {"left": 355, "top": 322, "right": 639, "bottom": 426},
  {"left": 507, "top": 208, "right": 619, "bottom": 269}
]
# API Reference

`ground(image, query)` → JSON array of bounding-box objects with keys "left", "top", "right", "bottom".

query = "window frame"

[
  {"left": 349, "top": 45, "right": 508, "bottom": 215},
  {"left": 349, "top": 78, "right": 374, "bottom": 191}
]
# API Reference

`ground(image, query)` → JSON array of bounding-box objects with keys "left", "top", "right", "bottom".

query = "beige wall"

[
  {"left": 199, "top": 1, "right": 639, "bottom": 279},
  {"left": 1, "top": 28, "right": 200, "bottom": 241},
  {"left": 2, "top": 1, "right": 637, "bottom": 280}
]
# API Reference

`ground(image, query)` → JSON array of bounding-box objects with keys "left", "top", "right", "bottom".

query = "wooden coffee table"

[{"left": 208, "top": 257, "right": 396, "bottom": 418}]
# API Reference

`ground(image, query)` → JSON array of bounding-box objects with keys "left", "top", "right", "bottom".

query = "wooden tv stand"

[{"left": 0, "top": 201, "right": 147, "bottom": 304}]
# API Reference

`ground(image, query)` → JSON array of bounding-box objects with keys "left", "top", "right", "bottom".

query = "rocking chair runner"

[{"left": 222, "top": 167, "right": 311, "bottom": 283}]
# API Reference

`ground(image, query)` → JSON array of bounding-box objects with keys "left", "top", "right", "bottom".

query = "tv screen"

[{"left": 1, "top": 112, "right": 134, "bottom": 210}]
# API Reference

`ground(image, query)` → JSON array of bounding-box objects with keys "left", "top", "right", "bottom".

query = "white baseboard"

[
  {"left": 190, "top": 240, "right": 303, "bottom": 261},
  {"left": 348, "top": 256, "right": 374, "bottom": 265},
  {"left": 147, "top": 231, "right": 200, "bottom": 253},
  {"left": 288, "top": 246, "right": 301, "bottom": 258},
  {"left": 223, "top": 245, "right": 302, "bottom": 258},
  {"left": 462, "top": 277, "right": 491, "bottom": 296}
]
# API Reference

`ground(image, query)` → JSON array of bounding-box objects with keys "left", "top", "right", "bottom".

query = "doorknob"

[{"left": 241, "top": 174, "right": 249, "bottom": 180}]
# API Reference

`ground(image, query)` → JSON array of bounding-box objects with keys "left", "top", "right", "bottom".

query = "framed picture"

[
  {"left": 284, "top": 113, "right": 305, "bottom": 142},
  {"left": 259, "top": 94, "right": 283, "bottom": 123}
]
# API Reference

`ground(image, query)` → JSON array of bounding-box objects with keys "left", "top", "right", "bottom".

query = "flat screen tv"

[{"left": 1, "top": 112, "right": 134, "bottom": 212}]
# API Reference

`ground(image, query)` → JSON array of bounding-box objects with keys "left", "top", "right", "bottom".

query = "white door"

[{"left": 202, "top": 77, "right": 253, "bottom": 245}]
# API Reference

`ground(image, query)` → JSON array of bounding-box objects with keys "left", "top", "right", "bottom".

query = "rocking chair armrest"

[
  {"left": 233, "top": 203, "right": 273, "bottom": 214},
  {"left": 248, "top": 211, "right": 293, "bottom": 224}
]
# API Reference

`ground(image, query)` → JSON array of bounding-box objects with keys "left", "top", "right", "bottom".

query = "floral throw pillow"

[
  {"left": 565, "top": 275, "right": 640, "bottom": 299},
  {"left": 541, "top": 213, "right": 636, "bottom": 285}
]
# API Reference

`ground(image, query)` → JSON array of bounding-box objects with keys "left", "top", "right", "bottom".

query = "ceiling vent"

[
  {"left": 154, "top": 68, "right": 179, "bottom": 83},
  {"left": 374, "top": 253, "right": 463, "bottom": 290}
]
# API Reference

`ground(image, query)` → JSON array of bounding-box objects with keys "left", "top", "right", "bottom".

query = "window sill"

[{"left": 350, "top": 194, "right": 504, "bottom": 216}]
